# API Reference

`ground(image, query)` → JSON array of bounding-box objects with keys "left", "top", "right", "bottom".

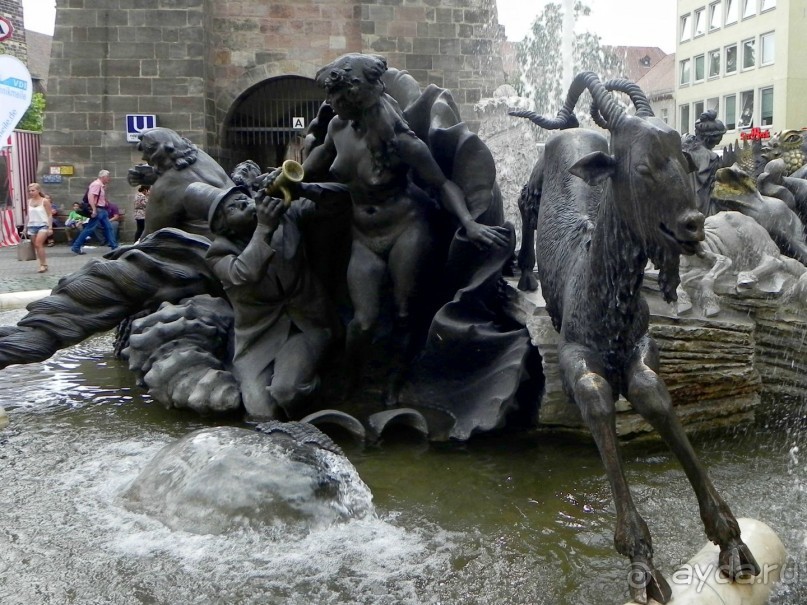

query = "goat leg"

[
  {"left": 625, "top": 336, "right": 761, "bottom": 582},
  {"left": 558, "top": 341, "right": 670, "bottom": 604}
]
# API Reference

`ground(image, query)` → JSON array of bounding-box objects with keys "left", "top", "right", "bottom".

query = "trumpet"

[{"left": 264, "top": 160, "right": 305, "bottom": 205}]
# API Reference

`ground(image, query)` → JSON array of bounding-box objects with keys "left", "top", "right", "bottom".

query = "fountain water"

[{"left": 1, "top": 306, "right": 804, "bottom": 604}]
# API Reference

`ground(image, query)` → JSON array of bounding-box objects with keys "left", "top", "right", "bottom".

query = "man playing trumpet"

[{"left": 192, "top": 180, "right": 340, "bottom": 420}]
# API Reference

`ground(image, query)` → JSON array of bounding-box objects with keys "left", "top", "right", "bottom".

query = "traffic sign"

[{"left": 0, "top": 17, "right": 13, "bottom": 42}]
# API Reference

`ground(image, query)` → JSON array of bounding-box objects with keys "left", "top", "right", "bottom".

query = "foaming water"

[{"left": 1, "top": 308, "right": 805, "bottom": 603}]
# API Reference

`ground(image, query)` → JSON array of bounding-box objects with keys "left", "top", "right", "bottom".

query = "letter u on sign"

[{"left": 126, "top": 114, "right": 157, "bottom": 143}]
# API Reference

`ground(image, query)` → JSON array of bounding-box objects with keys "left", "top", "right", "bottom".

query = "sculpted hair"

[{"left": 316, "top": 53, "right": 388, "bottom": 102}]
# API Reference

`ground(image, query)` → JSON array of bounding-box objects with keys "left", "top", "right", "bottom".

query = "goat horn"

[
  {"left": 602, "top": 79, "right": 654, "bottom": 117},
  {"left": 510, "top": 72, "right": 623, "bottom": 132},
  {"left": 508, "top": 108, "right": 579, "bottom": 130}
]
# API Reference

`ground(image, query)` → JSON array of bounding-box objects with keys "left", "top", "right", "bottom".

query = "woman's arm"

[
  {"left": 44, "top": 198, "right": 53, "bottom": 231},
  {"left": 397, "top": 134, "right": 508, "bottom": 248},
  {"left": 302, "top": 131, "right": 337, "bottom": 182}
]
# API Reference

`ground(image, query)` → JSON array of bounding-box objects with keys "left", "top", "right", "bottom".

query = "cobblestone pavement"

[{"left": 0, "top": 242, "right": 115, "bottom": 294}]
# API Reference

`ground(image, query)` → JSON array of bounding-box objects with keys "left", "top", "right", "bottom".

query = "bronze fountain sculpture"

[
  {"left": 511, "top": 72, "right": 759, "bottom": 603},
  {"left": 0, "top": 57, "right": 783, "bottom": 602}
]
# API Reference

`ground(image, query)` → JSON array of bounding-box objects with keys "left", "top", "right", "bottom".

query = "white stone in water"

[
  {"left": 122, "top": 426, "right": 374, "bottom": 535},
  {"left": 622, "top": 518, "right": 786, "bottom": 605},
  {"left": 0, "top": 404, "right": 8, "bottom": 429}
]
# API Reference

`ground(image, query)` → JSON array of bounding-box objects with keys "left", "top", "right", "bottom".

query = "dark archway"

[{"left": 223, "top": 75, "right": 324, "bottom": 172}]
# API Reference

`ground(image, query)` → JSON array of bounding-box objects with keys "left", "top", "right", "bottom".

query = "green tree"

[
  {"left": 17, "top": 92, "right": 46, "bottom": 132},
  {"left": 515, "top": 2, "right": 624, "bottom": 121}
]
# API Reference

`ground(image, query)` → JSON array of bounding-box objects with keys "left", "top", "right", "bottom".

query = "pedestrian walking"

[
  {"left": 24, "top": 183, "right": 53, "bottom": 273},
  {"left": 71, "top": 170, "right": 119, "bottom": 254}
]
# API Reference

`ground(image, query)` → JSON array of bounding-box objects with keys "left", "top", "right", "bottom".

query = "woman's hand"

[{"left": 464, "top": 222, "right": 510, "bottom": 249}]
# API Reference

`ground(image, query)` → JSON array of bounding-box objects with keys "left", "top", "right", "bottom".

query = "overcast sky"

[
  {"left": 498, "top": 0, "right": 676, "bottom": 52},
  {"left": 21, "top": 0, "right": 676, "bottom": 54}
]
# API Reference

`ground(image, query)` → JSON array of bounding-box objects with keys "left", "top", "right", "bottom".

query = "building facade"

[
  {"left": 31, "top": 0, "right": 506, "bottom": 232},
  {"left": 675, "top": 0, "right": 807, "bottom": 136}
]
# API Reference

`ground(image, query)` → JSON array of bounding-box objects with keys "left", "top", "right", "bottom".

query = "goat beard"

[{"left": 647, "top": 242, "right": 682, "bottom": 304}]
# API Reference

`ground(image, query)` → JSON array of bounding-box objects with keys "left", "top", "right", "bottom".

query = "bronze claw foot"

[
  {"left": 719, "top": 541, "right": 760, "bottom": 580},
  {"left": 629, "top": 561, "right": 672, "bottom": 605}
]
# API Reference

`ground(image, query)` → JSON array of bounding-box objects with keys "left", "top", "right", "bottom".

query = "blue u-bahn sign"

[{"left": 125, "top": 114, "right": 157, "bottom": 143}]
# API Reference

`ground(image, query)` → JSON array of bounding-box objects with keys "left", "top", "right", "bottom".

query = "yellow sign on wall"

[{"left": 49, "top": 165, "right": 74, "bottom": 175}]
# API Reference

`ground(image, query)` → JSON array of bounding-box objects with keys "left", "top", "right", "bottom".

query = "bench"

[{"left": 52, "top": 208, "right": 127, "bottom": 245}]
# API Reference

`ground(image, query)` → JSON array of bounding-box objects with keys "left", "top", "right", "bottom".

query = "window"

[
  {"left": 694, "top": 55, "right": 705, "bottom": 81},
  {"left": 680, "top": 59, "right": 692, "bottom": 85},
  {"left": 661, "top": 108, "right": 669, "bottom": 124},
  {"left": 725, "top": 44, "right": 737, "bottom": 74},
  {"left": 680, "top": 14, "right": 693, "bottom": 42},
  {"left": 743, "top": 0, "right": 756, "bottom": 18},
  {"left": 739, "top": 90, "right": 754, "bottom": 128},
  {"left": 694, "top": 9, "right": 706, "bottom": 36},
  {"left": 725, "top": 0, "right": 738, "bottom": 24},
  {"left": 680, "top": 104, "right": 691, "bottom": 134},
  {"left": 694, "top": 101, "right": 705, "bottom": 120},
  {"left": 742, "top": 38, "right": 756, "bottom": 69},
  {"left": 761, "top": 0, "right": 776, "bottom": 11},
  {"left": 761, "top": 32, "right": 775, "bottom": 65},
  {"left": 707, "top": 97, "right": 719, "bottom": 113},
  {"left": 708, "top": 49, "right": 721, "bottom": 77},
  {"left": 725, "top": 94, "right": 736, "bottom": 129},
  {"left": 760, "top": 87, "right": 773, "bottom": 125},
  {"left": 709, "top": 1, "right": 722, "bottom": 29}
]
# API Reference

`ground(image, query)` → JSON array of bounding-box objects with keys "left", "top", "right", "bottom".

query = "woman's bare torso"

[{"left": 329, "top": 121, "right": 433, "bottom": 251}]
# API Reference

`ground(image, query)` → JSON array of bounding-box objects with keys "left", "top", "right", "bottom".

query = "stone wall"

[
  {"left": 506, "top": 281, "right": 765, "bottom": 440},
  {"left": 37, "top": 0, "right": 506, "bottom": 237},
  {"left": 0, "top": 0, "right": 27, "bottom": 62},
  {"left": 39, "top": 0, "right": 210, "bottom": 229}
]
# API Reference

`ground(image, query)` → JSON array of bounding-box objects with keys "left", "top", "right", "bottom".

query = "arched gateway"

[{"left": 223, "top": 76, "right": 324, "bottom": 170}]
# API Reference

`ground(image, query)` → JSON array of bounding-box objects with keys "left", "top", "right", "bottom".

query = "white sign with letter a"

[{"left": 0, "top": 56, "right": 33, "bottom": 150}]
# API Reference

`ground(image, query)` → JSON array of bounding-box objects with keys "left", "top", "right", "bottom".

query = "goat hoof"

[
  {"left": 719, "top": 541, "right": 760, "bottom": 580},
  {"left": 517, "top": 271, "right": 539, "bottom": 292},
  {"left": 629, "top": 562, "right": 672, "bottom": 604}
]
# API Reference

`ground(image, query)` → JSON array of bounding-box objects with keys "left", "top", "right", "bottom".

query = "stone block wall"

[
  {"left": 361, "top": 0, "right": 505, "bottom": 123},
  {"left": 39, "top": 0, "right": 210, "bottom": 233},
  {"left": 38, "top": 0, "right": 506, "bottom": 237},
  {"left": 506, "top": 281, "right": 764, "bottom": 440},
  {"left": 0, "top": 0, "right": 27, "bottom": 62}
]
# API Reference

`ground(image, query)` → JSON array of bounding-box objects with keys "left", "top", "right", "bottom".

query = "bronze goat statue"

[{"left": 511, "top": 73, "right": 759, "bottom": 603}]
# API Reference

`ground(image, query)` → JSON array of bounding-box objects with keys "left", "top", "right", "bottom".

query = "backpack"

[{"left": 78, "top": 188, "right": 93, "bottom": 217}]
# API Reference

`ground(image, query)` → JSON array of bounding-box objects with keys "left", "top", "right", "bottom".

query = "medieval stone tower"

[{"left": 37, "top": 0, "right": 507, "bottom": 218}]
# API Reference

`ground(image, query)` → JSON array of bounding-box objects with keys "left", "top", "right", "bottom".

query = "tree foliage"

[
  {"left": 514, "top": 2, "right": 624, "bottom": 121},
  {"left": 17, "top": 92, "right": 46, "bottom": 132}
]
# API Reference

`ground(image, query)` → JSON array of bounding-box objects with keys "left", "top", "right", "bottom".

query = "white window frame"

[
  {"left": 760, "top": 31, "right": 775, "bottom": 65},
  {"left": 724, "top": 94, "right": 737, "bottom": 130},
  {"left": 760, "top": 0, "right": 776, "bottom": 12},
  {"left": 725, "top": 0, "right": 738, "bottom": 24},
  {"left": 680, "top": 13, "right": 693, "bottom": 42},
  {"left": 694, "top": 55, "right": 706, "bottom": 82},
  {"left": 680, "top": 58, "right": 692, "bottom": 86},
  {"left": 742, "top": 38, "right": 756, "bottom": 70},
  {"left": 694, "top": 8, "right": 706, "bottom": 36},
  {"left": 708, "top": 49, "right": 721, "bottom": 78},
  {"left": 742, "top": 0, "right": 757, "bottom": 19},
  {"left": 709, "top": 1, "right": 722, "bottom": 30},
  {"left": 680, "top": 104, "right": 692, "bottom": 135},
  {"left": 725, "top": 44, "right": 738, "bottom": 74},
  {"left": 760, "top": 86, "right": 774, "bottom": 126},
  {"left": 739, "top": 90, "right": 754, "bottom": 128}
]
